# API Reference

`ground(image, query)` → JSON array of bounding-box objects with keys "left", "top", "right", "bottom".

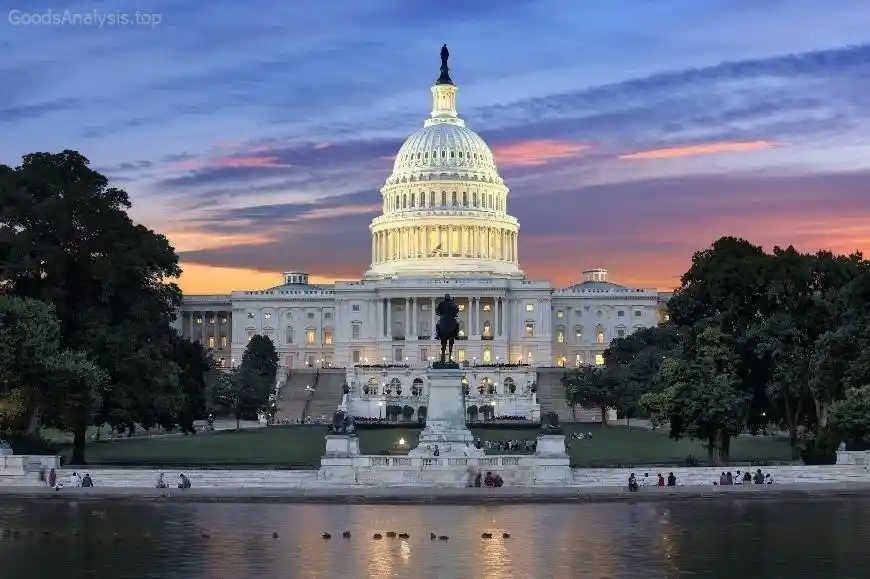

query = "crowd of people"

[
  {"left": 627, "top": 468, "right": 777, "bottom": 491},
  {"left": 475, "top": 438, "right": 536, "bottom": 452}
]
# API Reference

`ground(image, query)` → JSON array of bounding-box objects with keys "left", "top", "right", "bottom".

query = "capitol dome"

[{"left": 365, "top": 46, "right": 522, "bottom": 280}]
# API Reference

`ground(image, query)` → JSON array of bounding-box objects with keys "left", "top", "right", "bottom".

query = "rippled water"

[{"left": 1, "top": 497, "right": 869, "bottom": 578}]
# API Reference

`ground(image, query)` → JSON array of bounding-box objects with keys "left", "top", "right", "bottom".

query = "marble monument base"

[{"left": 408, "top": 367, "right": 483, "bottom": 458}]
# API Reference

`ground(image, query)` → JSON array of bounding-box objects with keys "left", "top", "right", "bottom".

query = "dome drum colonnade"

[{"left": 366, "top": 45, "right": 521, "bottom": 279}]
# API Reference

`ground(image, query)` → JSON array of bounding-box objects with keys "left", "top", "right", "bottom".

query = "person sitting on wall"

[
  {"left": 156, "top": 473, "right": 167, "bottom": 488},
  {"left": 81, "top": 473, "right": 94, "bottom": 488},
  {"left": 628, "top": 473, "right": 639, "bottom": 492},
  {"left": 667, "top": 472, "right": 677, "bottom": 486},
  {"left": 743, "top": 471, "right": 752, "bottom": 484},
  {"left": 657, "top": 473, "right": 665, "bottom": 487},
  {"left": 493, "top": 473, "right": 503, "bottom": 487},
  {"left": 484, "top": 471, "right": 495, "bottom": 487},
  {"left": 178, "top": 473, "right": 192, "bottom": 489}
]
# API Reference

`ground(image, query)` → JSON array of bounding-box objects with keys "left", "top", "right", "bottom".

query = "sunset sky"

[{"left": 3, "top": 0, "right": 870, "bottom": 294}]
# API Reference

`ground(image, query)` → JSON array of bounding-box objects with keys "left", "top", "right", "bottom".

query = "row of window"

[
  {"left": 232, "top": 304, "right": 644, "bottom": 323},
  {"left": 553, "top": 308, "right": 644, "bottom": 318},
  {"left": 245, "top": 327, "right": 335, "bottom": 346},
  {"left": 401, "top": 149, "right": 486, "bottom": 163},
  {"left": 386, "top": 190, "right": 504, "bottom": 212},
  {"left": 351, "top": 346, "right": 506, "bottom": 364}
]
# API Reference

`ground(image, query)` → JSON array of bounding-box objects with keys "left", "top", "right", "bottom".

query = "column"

[
  {"left": 474, "top": 297, "right": 481, "bottom": 337},
  {"left": 188, "top": 311, "right": 194, "bottom": 340},
  {"left": 214, "top": 312, "right": 220, "bottom": 349},
  {"left": 496, "top": 299, "right": 502, "bottom": 337},
  {"left": 379, "top": 299, "right": 386, "bottom": 337},
  {"left": 404, "top": 297, "right": 411, "bottom": 338},
  {"left": 430, "top": 297, "right": 436, "bottom": 337},
  {"left": 201, "top": 311, "right": 207, "bottom": 344},
  {"left": 386, "top": 299, "right": 392, "bottom": 338},
  {"left": 411, "top": 298, "right": 417, "bottom": 339},
  {"left": 448, "top": 227, "right": 453, "bottom": 257}
]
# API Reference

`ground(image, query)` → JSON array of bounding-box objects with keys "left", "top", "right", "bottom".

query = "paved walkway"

[{"left": 4, "top": 483, "right": 870, "bottom": 505}]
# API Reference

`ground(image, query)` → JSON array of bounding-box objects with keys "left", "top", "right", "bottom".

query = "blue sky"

[{"left": 2, "top": 0, "right": 870, "bottom": 292}]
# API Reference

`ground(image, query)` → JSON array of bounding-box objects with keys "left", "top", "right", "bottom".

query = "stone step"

[{"left": 571, "top": 465, "right": 870, "bottom": 486}]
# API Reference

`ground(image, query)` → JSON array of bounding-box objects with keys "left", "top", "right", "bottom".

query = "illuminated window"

[
  {"left": 458, "top": 304, "right": 465, "bottom": 311},
  {"left": 525, "top": 323, "right": 534, "bottom": 337},
  {"left": 575, "top": 353, "right": 582, "bottom": 367},
  {"left": 596, "top": 330, "right": 605, "bottom": 344},
  {"left": 264, "top": 313, "right": 272, "bottom": 320},
  {"left": 324, "top": 329, "right": 334, "bottom": 345},
  {"left": 351, "top": 322, "right": 361, "bottom": 339},
  {"left": 208, "top": 337, "right": 215, "bottom": 348},
  {"left": 209, "top": 317, "right": 215, "bottom": 325},
  {"left": 457, "top": 349, "right": 466, "bottom": 362},
  {"left": 575, "top": 326, "right": 583, "bottom": 339},
  {"left": 595, "top": 353, "right": 604, "bottom": 366},
  {"left": 305, "top": 329, "right": 316, "bottom": 345},
  {"left": 483, "top": 304, "right": 491, "bottom": 312},
  {"left": 482, "top": 321, "right": 492, "bottom": 337},
  {"left": 525, "top": 303, "right": 534, "bottom": 312},
  {"left": 483, "top": 348, "right": 492, "bottom": 363},
  {"left": 556, "top": 310, "right": 564, "bottom": 319},
  {"left": 220, "top": 336, "right": 228, "bottom": 349},
  {"left": 556, "top": 326, "right": 565, "bottom": 343},
  {"left": 245, "top": 329, "right": 254, "bottom": 342}
]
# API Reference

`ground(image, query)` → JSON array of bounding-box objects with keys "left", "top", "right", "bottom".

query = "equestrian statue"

[{"left": 435, "top": 293, "right": 460, "bottom": 367}]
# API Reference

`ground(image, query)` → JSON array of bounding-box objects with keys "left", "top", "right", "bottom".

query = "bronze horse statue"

[{"left": 435, "top": 294, "right": 460, "bottom": 365}]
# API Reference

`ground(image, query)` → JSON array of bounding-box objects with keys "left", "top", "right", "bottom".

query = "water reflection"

[{"left": 0, "top": 498, "right": 869, "bottom": 578}]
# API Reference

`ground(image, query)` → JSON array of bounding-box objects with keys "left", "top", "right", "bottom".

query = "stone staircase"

[
  {"left": 535, "top": 368, "right": 575, "bottom": 422},
  {"left": 275, "top": 370, "right": 318, "bottom": 423},
  {"left": 304, "top": 369, "right": 346, "bottom": 421},
  {"left": 536, "top": 368, "right": 617, "bottom": 423}
]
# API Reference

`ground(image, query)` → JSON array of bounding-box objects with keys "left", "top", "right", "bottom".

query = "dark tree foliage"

[{"left": 0, "top": 150, "right": 204, "bottom": 463}]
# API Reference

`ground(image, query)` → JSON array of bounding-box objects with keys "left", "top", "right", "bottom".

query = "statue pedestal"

[
  {"left": 324, "top": 435, "right": 360, "bottom": 457},
  {"left": 409, "top": 368, "right": 483, "bottom": 457}
]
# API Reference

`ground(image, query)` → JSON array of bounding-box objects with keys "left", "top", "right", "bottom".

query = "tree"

[
  {"left": 0, "top": 151, "right": 184, "bottom": 463},
  {"left": 240, "top": 335, "right": 279, "bottom": 392},
  {"left": 602, "top": 325, "right": 681, "bottom": 427},
  {"left": 830, "top": 385, "right": 870, "bottom": 450},
  {"left": 658, "top": 325, "right": 749, "bottom": 463},
  {"left": 171, "top": 335, "right": 212, "bottom": 434},
  {"left": 0, "top": 296, "right": 61, "bottom": 432},
  {"left": 209, "top": 337, "right": 276, "bottom": 429},
  {"left": 563, "top": 366, "right": 617, "bottom": 426}
]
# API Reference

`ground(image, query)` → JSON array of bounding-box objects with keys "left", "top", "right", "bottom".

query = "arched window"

[
  {"left": 429, "top": 191, "right": 435, "bottom": 206},
  {"left": 412, "top": 377, "right": 424, "bottom": 396},
  {"left": 473, "top": 192, "right": 479, "bottom": 207},
  {"left": 402, "top": 194, "right": 407, "bottom": 209},
  {"left": 596, "top": 326, "right": 605, "bottom": 344},
  {"left": 482, "top": 321, "right": 492, "bottom": 338},
  {"left": 410, "top": 192, "right": 415, "bottom": 207},
  {"left": 462, "top": 192, "right": 468, "bottom": 206},
  {"left": 555, "top": 325, "right": 566, "bottom": 343},
  {"left": 504, "top": 377, "right": 516, "bottom": 394},
  {"left": 451, "top": 191, "right": 457, "bottom": 206},
  {"left": 441, "top": 191, "right": 447, "bottom": 205}
]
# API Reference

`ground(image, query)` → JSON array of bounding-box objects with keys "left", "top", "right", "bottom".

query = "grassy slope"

[{"left": 65, "top": 424, "right": 794, "bottom": 468}]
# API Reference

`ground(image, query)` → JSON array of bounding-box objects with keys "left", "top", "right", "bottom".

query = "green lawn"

[{"left": 64, "top": 424, "right": 794, "bottom": 468}]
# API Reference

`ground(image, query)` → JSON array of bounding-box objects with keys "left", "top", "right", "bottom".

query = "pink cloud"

[
  {"left": 619, "top": 140, "right": 777, "bottom": 160},
  {"left": 492, "top": 139, "right": 590, "bottom": 166},
  {"left": 169, "top": 155, "right": 291, "bottom": 172}
]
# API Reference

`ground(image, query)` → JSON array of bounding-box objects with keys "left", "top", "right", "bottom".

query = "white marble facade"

[{"left": 174, "top": 53, "right": 672, "bottom": 374}]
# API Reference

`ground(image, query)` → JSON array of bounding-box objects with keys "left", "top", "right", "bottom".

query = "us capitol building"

[{"left": 175, "top": 49, "right": 672, "bottom": 381}]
